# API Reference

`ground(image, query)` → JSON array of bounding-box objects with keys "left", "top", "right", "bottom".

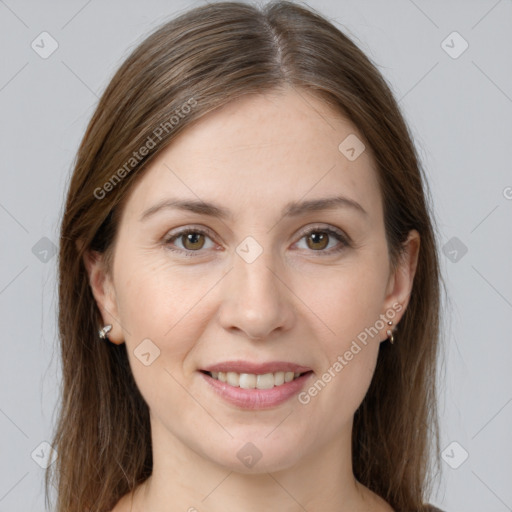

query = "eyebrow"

[{"left": 139, "top": 195, "right": 368, "bottom": 222}]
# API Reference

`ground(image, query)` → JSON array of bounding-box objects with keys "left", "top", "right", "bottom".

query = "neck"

[{"left": 130, "top": 414, "right": 375, "bottom": 512}]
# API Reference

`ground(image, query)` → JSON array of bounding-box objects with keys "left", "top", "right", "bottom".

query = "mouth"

[
  {"left": 199, "top": 369, "right": 313, "bottom": 389},
  {"left": 198, "top": 360, "right": 314, "bottom": 409},
  {"left": 198, "top": 361, "right": 314, "bottom": 409}
]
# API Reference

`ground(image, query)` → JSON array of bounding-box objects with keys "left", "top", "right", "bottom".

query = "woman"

[{"left": 46, "top": 1, "right": 447, "bottom": 511}]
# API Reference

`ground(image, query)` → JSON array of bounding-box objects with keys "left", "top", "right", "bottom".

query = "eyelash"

[{"left": 162, "top": 225, "right": 350, "bottom": 258}]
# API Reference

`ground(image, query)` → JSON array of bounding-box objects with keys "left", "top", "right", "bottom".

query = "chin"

[{"left": 202, "top": 433, "right": 305, "bottom": 474}]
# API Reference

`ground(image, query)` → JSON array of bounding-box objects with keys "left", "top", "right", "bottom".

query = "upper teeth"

[{"left": 210, "top": 371, "right": 302, "bottom": 389}]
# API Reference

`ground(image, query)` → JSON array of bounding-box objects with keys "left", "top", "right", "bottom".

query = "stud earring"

[
  {"left": 98, "top": 324, "right": 112, "bottom": 340},
  {"left": 386, "top": 320, "right": 395, "bottom": 344}
]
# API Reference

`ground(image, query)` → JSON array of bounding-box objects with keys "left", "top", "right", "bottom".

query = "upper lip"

[{"left": 201, "top": 360, "right": 313, "bottom": 374}]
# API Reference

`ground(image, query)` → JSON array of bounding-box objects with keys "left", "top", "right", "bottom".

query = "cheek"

[
  {"left": 306, "top": 337, "right": 380, "bottom": 430},
  {"left": 306, "top": 261, "right": 388, "bottom": 343},
  {"left": 113, "top": 260, "right": 205, "bottom": 415},
  {"left": 115, "top": 255, "right": 198, "bottom": 335},
  {"left": 298, "top": 259, "right": 385, "bottom": 412},
  {"left": 114, "top": 256, "right": 220, "bottom": 375}
]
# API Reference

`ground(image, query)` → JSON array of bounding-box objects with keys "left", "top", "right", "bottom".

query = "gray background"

[{"left": 0, "top": 0, "right": 511, "bottom": 510}]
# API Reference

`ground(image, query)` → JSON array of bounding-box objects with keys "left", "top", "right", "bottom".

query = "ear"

[
  {"left": 81, "top": 244, "right": 125, "bottom": 345},
  {"left": 382, "top": 229, "right": 420, "bottom": 337}
]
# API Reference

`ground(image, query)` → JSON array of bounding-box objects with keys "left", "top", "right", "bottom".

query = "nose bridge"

[
  {"left": 237, "top": 243, "right": 278, "bottom": 297},
  {"left": 218, "top": 238, "right": 292, "bottom": 339}
]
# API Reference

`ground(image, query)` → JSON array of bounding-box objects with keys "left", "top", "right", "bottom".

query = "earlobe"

[{"left": 82, "top": 248, "right": 125, "bottom": 345}]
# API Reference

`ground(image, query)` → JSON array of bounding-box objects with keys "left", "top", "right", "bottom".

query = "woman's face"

[{"left": 87, "top": 87, "right": 419, "bottom": 473}]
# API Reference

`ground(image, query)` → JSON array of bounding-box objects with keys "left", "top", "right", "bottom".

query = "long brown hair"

[{"left": 46, "top": 2, "right": 447, "bottom": 510}]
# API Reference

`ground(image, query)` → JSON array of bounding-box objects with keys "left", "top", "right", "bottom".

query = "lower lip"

[{"left": 199, "top": 371, "right": 313, "bottom": 410}]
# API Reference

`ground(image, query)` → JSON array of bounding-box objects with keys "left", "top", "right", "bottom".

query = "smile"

[
  {"left": 199, "top": 368, "right": 314, "bottom": 409},
  {"left": 203, "top": 370, "right": 310, "bottom": 389}
]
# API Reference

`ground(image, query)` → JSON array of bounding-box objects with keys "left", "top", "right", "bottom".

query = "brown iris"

[
  {"left": 182, "top": 232, "right": 206, "bottom": 250},
  {"left": 306, "top": 231, "right": 329, "bottom": 250}
]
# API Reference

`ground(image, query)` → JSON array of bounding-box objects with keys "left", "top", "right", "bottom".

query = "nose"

[{"left": 217, "top": 246, "right": 295, "bottom": 341}]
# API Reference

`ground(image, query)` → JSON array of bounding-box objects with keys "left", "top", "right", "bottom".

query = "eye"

[
  {"left": 294, "top": 225, "right": 350, "bottom": 255},
  {"left": 163, "top": 227, "right": 216, "bottom": 256},
  {"left": 163, "top": 224, "right": 350, "bottom": 257}
]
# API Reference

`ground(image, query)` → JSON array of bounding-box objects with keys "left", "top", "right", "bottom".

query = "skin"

[{"left": 85, "top": 86, "right": 419, "bottom": 512}]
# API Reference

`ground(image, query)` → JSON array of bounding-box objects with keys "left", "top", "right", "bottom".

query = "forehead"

[{"left": 120, "top": 88, "right": 382, "bottom": 224}]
